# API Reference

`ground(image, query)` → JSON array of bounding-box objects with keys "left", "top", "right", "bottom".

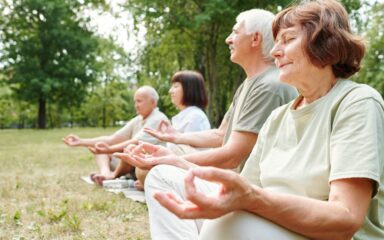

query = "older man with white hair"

[
  {"left": 115, "top": 9, "right": 298, "bottom": 240},
  {"left": 63, "top": 86, "right": 168, "bottom": 185}
]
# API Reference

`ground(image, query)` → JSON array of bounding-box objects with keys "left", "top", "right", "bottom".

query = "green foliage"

[
  {"left": 126, "top": 0, "right": 291, "bottom": 126},
  {"left": 354, "top": 1, "right": 384, "bottom": 97},
  {"left": 0, "top": 0, "right": 137, "bottom": 129},
  {"left": 47, "top": 208, "right": 67, "bottom": 223},
  {"left": 0, "top": 85, "right": 37, "bottom": 128},
  {"left": 63, "top": 81, "right": 135, "bottom": 127},
  {"left": 13, "top": 210, "right": 22, "bottom": 226},
  {"left": 0, "top": 0, "right": 106, "bottom": 128},
  {"left": 64, "top": 213, "right": 81, "bottom": 232},
  {"left": 0, "top": 85, "right": 15, "bottom": 128},
  {"left": 0, "top": 0, "right": 381, "bottom": 128}
]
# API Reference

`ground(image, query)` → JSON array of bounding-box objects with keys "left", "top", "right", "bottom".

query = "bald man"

[{"left": 63, "top": 86, "right": 168, "bottom": 185}]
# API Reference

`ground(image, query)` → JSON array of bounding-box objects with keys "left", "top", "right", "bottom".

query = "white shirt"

[
  {"left": 171, "top": 106, "right": 210, "bottom": 133},
  {"left": 167, "top": 106, "right": 210, "bottom": 151},
  {"left": 114, "top": 107, "right": 169, "bottom": 145}
]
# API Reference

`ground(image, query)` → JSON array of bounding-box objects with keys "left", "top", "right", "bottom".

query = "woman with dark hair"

[
  {"left": 168, "top": 70, "right": 210, "bottom": 134},
  {"left": 122, "top": 0, "right": 383, "bottom": 239},
  {"left": 134, "top": 70, "right": 211, "bottom": 190},
  {"left": 150, "top": 70, "right": 211, "bottom": 155}
]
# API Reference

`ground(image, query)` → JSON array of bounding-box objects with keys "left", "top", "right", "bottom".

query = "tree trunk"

[
  {"left": 38, "top": 97, "right": 46, "bottom": 129},
  {"left": 102, "top": 104, "right": 106, "bottom": 128},
  {"left": 102, "top": 78, "right": 108, "bottom": 128},
  {"left": 205, "top": 23, "right": 220, "bottom": 126}
]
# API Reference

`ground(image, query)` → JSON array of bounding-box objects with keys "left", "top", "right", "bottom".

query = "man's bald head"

[
  {"left": 136, "top": 86, "right": 159, "bottom": 103},
  {"left": 134, "top": 86, "right": 159, "bottom": 119}
]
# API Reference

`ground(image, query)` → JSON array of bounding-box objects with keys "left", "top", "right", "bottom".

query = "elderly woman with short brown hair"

[{"left": 120, "top": 0, "right": 384, "bottom": 239}]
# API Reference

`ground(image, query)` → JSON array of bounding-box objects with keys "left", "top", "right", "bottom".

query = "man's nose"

[{"left": 225, "top": 34, "right": 232, "bottom": 44}]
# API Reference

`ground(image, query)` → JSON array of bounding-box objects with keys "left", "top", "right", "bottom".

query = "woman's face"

[
  {"left": 270, "top": 25, "right": 319, "bottom": 89},
  {"left": 169, "top": 82, "right": 184, "bottom": 110}
]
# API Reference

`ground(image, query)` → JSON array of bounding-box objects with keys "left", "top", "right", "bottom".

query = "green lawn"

[{"left": 0, "top": 128, "right": 149, "bottom": 239}]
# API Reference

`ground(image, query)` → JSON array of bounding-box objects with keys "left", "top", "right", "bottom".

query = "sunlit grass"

[{"left": 0, "top": 128, "right": 149, "bottom": 239}]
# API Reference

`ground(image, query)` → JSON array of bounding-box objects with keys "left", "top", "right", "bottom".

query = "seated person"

[
  {"left": 120, "top": 1, "right": 384, "bottom": 239},
  {"left": 137, "top": 9, "right": 297, "bottom": 179},
  {"left": 63, "top": 86, "right": 168, "bottom": 185},
  {"left": 165, "top": 70, "right": 211, "bottom": 154},
  {"left": 134, "top": 70, "right": 211, "bottom": 189}
]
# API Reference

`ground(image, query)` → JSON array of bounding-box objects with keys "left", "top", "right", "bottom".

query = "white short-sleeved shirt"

[
  {"left": 114, "top": 107, "right": 169, "bottom": 145},
  {"left": 167, "top": 106, "right": 211, "bottom": 151},
  {"left": 241, "top": 80, "right": 384, "bottom": 239},
  {"left": 171, "top": 106, "right": 210, "bottom": 133}
]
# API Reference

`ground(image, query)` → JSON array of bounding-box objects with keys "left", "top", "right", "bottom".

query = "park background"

[
  {"left": 0, "top": 0, "right": 383, "bottom": 239},
  {"left": 0, "top": 0, "right": 383, "bottom": 129}
]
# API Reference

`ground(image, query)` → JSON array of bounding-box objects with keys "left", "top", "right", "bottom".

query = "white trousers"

[{"left": 145, "top": 165, "right": 307, "bottom": 240}]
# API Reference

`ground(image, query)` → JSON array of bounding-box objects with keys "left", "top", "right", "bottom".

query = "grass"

[{"left": 0, "top": 128, "right": 149, "bottom": 239}]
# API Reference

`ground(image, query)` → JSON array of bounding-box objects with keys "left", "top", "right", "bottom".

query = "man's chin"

[{"left": 230, "top": 55, "right": 239, "bottom": 64}]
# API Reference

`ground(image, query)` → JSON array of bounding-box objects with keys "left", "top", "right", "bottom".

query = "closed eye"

[{"left": 283, "top": 37, "right": 295, "bottom": 43}]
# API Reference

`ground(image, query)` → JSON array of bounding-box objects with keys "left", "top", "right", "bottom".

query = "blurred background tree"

[
  {"left": 0, "top": 0, "right": 108, "bottom": 128},
  {"left": 0, "top": 0, "right": 382, "bottom": 129},
  {"left": 126, "top": 0, "right": 293, "bottom": 126},
  {"left": 354, "top": 0, "right": 384, "bottom": 94}
]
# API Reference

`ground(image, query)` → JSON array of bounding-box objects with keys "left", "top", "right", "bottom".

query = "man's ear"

[{"left": 251, "top": 32, "right": 262, "bottom": 47}]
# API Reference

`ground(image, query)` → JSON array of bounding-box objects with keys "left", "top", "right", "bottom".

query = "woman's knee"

[
  {"left": 199, "top": 211, "right": 307, "bottom": 240},
  {"left": 144, "top": 165, "right": 187, "bottom": 191}
]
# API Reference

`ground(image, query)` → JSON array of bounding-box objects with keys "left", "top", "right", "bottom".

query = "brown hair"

[
  {"left": 272, "top": 0, "right": 365, "bottom": 78},
  {"left": 171, "top": 70, "right": 208, "bottom": 109}
]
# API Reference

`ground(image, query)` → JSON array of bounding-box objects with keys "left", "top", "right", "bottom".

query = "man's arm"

[
  {"left": 64, "top": 120, "right": 134, "bottom": 149},
  {"left": 184, "top": 130, "right": 258, "bottom": 169},
  {"left": 90, "top": 138, "right": 139, "bottom": 154},
  {"left": 113, "top": 142, "right": 198, "bottom": 171},
  {"left": 145, "top": 118, "right": 228, "bottom": 148},
  {"left": 63, "top": 134, "right": 124, "bottom": 147},
  {"left": 109, "top": 138, "right": 139, "bottom": 152}
]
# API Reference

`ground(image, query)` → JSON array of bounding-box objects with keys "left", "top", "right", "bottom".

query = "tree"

[
  {"left": 0, "top": 0, "right": 106, "bottom": 128},
  {"left": 354, "top": 1, "right": 384, "bottom": 96},
  {"left": 126, "top": 0, "right": 364, "bottom": 126},
  {"left": 75, "top": 81, "right": 136, "bottom": 127},
  {"left": 127, "top": 0, "right": 306, "bottom": 126}
]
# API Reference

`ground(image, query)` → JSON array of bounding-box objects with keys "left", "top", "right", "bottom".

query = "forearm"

[
  {"left": 176, "top": 129, "right": 224, "bottom": 148},
  {"left": 109, "top": 139, "right": 138, "bottom": 153},
  {"left": 78, "top": 137, "right": 104, "bottom": 146},
  {"left": 184, "top": 146, "right": 244, "bottom": 169},
  {"left": 246, "top": 188, "right": 363, "bottom": 239},
  {"left": 172, "top": 157, "right": 198, "bottom": 170},
  {"left": 82, "top": 135, "right": 120, "bottom": 147},
  {"left": 184, "top": 132, "right": 256, "bottom": 168}
]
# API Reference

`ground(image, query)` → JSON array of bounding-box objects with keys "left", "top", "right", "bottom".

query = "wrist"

[
  {"left": 173, "top": 157, "right": 192, "bottom": 170},
  {"left": 78, "top": 140, "right": 86, "bottom": 147},
  {"left": 109, "top": 145, "right": 120, "bottom": 152},
  {"left": 244, "top": 185, "right": 270, "bottom": 214},
  {"left": 173, "top": 133, "right": 184, "bottom": 144}
]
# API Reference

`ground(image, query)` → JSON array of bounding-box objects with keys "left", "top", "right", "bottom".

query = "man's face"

[
  {"left": 225, "top": 21, "right": 252, "bottom": 65},
  {"left": 134, "top": 90, "right": 155, "bottom": 118}
]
